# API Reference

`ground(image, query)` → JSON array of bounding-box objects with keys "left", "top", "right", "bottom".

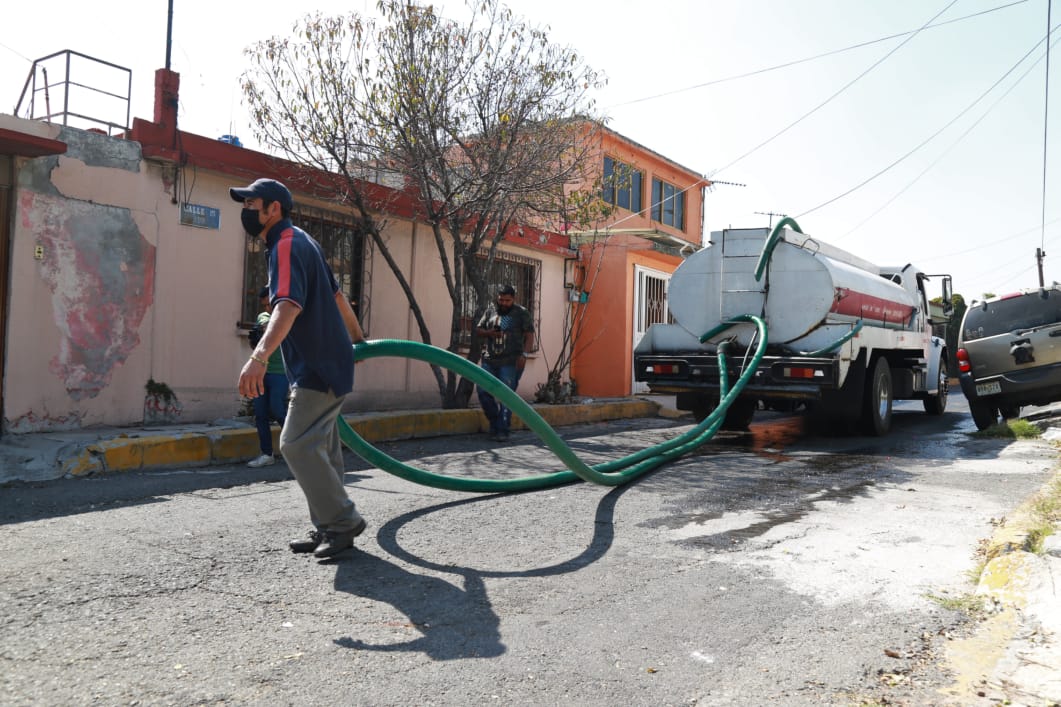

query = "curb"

[
  {"left": 55, "top": 399, "right": 660, "bottom": 479},
  {"left": 943, "top": 466, "right": 1061, "bottom": 703}
]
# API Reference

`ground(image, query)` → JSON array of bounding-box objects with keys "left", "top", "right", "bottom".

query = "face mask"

[{"left": 241, "top": 208, "right": 264, "bottom": 236}]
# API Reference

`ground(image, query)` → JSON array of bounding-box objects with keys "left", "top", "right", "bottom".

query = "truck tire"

[
  {"left": 720, "top": 398, "right": 757, "bottom": 431},
  {"left": 922, "top": 360, "right": 948, "bottom": 416},
  {"left": 861, "top": 357, "right": 892, "bottom": 436},
  {"left": 691, "top": 399, "right": 718, "bottom": 424},
  {"left": 969, "top": 400, "right": 999, "bottom": 430}
]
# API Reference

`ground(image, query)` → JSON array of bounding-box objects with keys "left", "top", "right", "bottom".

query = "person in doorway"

[
  {"left": 232, "top": 178, "right": 368, "bottom": 559},
  {"left": 476, "top": 284, "right": 535, "bottom": 442},
  {"left": 247, "top": 286, "right": 289, "bottom": 468}
]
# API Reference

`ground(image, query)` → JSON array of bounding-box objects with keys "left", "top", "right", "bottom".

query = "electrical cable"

[
  {"left": 607, "top": 1, "right": 1030, "bottom": 110},
  {"left": 711, "top": 0, "right": 959, "bottom": 177},
  {"left": 797, "top": 21, "right": 1058, "bottom": 220},
  {"left": 839, "top": 27, "right": 1061, "bottom": 240}
]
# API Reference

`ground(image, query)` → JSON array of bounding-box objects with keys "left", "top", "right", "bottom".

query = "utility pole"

[
  {"left": 755, "top": 211, "right": 787, "bottom": 229},
  {"left": 166, "top": 0, "right": 174, "bottom": 70},
  {"left": 1037, "top": 248, "right": 1047, "bottom": 287}
]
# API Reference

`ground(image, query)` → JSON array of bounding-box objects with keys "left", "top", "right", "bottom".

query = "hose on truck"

[{"left": 336, "top": 216, "right": 861, "bottom": 492}]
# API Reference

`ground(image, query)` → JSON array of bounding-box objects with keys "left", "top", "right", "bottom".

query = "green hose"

[
  {"left": 754, "top": 216, "right": 804, "bottom": 282},
  {"left": 337, "top": 315, "right": 768, "bottom": 492}
]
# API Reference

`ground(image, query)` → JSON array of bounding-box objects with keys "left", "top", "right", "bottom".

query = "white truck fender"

[{"left": 925, "top": 336, "right": 947, "bottom": 394}]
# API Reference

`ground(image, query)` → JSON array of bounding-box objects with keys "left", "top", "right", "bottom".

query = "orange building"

[{"left": 567, "top": 127, "right": 709, "bottom": 398}]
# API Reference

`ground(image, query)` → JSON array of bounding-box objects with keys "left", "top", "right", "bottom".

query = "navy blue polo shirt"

[{"left": 265, "top": 219, "right": 354, "bottom": 395}]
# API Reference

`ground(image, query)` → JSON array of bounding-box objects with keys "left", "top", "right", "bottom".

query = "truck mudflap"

[{"left": 636, "top": 353, "right": 842, "bottom": 401}]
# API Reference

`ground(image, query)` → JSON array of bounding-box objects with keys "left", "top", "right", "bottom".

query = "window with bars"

[
  {"left": 459, "top": 251, "right": 541, "bottom": 351},
  {"left": 240, "top": 204, "right": 368, "bottom": 332},
  {"left": 651, "top": 177, "right": 685, "bottom": 231},
  {"left": 601, "top": 156, "right": 643, "bottom": 214}
]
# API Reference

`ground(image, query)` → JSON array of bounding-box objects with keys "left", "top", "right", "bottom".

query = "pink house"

[{"left": 0, "top": 63, "right": 573, "bottom": 433}]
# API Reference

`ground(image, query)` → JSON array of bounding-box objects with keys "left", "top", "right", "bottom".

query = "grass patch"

[
  {"left": 925, "top": 591, "right": 986, "bottom": 617},
  {"left": 971, "top": 419, "right": 1042, "bottom": 439},
  {"left": 1025, "top": 475, "right": 1061, "bottom": 554}
]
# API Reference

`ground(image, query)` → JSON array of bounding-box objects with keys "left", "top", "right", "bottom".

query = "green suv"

[{"left": 957, "top": 286, "right": 1061, "bottom": 430}]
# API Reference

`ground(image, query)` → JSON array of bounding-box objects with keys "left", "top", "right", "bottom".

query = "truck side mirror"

[{"left": 941, "top": 276, "right": 953, "bottom": 317}]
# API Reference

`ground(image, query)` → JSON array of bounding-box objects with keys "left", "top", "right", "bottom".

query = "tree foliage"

[{"left": 242, "top": 0, "right": 605, "bottom": 407}]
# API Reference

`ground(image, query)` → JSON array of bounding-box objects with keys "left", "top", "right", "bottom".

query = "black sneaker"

[
  {"left": 288, "top": 529, "right": 324, "bottom": 554},
  {"left": 497, "top": 431, "right": 510, "bottom": 442},
  {"left": 313, "top": 518, "right": 368, "bottom": 559}
]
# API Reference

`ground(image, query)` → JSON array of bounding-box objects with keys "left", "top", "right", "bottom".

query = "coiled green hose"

[{"left": 337, "top": 315, "right": 768, "bottom": 492}]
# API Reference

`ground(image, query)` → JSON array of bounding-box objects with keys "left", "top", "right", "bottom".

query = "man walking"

[
  {"left": 232, "top": 178, "right": 367, "bottom": 559},
  {"left": 476, "top": 284, "right": 535, "bottom": 442}
]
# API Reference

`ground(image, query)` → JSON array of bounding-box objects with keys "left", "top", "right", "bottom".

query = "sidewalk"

[
  {"left": 0, "top": 397, "right": 663, "bottom": 485},
  {"left": 944, "top": 422, "right": 1061, "bottom": 705}
]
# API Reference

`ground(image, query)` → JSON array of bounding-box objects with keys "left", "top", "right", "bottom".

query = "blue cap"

[{"left": 229, "top": 178, "right": 293, "bottom": 211}]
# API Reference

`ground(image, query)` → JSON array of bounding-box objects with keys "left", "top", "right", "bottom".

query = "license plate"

[{"left": 975, "top": 381, "right": 1002, "bottom": 396}]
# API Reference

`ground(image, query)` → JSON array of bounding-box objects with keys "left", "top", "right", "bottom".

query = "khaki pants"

[{"left": 280, "top": 386, "right": 362, "bottom": 533}]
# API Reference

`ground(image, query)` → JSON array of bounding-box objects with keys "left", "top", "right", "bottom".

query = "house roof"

[{"left": 0, "top": 127, "right": 67, "bottom": 158}]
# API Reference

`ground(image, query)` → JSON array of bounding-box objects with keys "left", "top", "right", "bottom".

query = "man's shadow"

[{"left": 330, "top": 482, "right": 630, "bottom": 660}]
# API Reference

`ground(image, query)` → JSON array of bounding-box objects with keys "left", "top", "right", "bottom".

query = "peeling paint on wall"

[
  {"left": 19, "top": 191, "right": 155, "bottom": 400},
  {"left": 5, "top": 409, "right": 84, "bottom": 434}
]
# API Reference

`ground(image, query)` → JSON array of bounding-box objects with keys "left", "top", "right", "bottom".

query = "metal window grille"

[
  {"left": 459, "top": 251, "right": 541, "bottom": 350},
  {"left": 241, "top": 204, "right": 370, "bottom": 332}
]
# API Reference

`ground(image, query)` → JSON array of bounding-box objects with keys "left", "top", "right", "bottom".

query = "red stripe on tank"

[{"left": 831, "top": 288, "right": 915, "bottom": 323}]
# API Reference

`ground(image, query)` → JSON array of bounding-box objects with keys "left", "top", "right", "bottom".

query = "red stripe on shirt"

[{"left": 275, "top": 227, "right": 294, "bottom": 299}]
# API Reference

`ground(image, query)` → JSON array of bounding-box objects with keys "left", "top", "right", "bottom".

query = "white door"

[{"left": 632, "top": 265, "right": 671, "bottom": 394}]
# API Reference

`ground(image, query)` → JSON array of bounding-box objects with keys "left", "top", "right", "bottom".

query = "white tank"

[{"left": 668, "top": 228, "right": 919, "bottom": 351}]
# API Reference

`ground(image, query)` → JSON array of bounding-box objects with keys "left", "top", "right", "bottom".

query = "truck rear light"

[
  {"left": 956, "top": 348, "right": 971, "bottom": 373},
  {"left": 647, "top": 363, "right": 680, "bottom": 374},
  {"left": 782, "top": 367, "right": 824, "bottom": 379}
]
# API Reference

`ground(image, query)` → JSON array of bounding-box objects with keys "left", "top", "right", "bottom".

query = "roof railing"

[{"left": 14, "top": 50, "right": 132, "bottom": 136}]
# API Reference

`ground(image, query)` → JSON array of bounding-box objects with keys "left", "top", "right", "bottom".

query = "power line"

[
  {"left": 709, "top": 0, "right": 959, "bottom": 178},
  {"left": 839, "top": 27, "right": 1061, "bottom": 240},
  {"left": 795, "top": 21, "right": 1057, "bottom": 220},
  {"left": 607, "top": 0, "right": 1029, "bottom": 110},
  {"left": 1040, "top": 0, "right": 1054, "bottom": 263}
]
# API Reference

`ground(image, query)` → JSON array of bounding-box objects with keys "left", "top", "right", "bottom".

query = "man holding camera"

[{"left": 475, "top": 284, "right": 535, "bottom": 442}]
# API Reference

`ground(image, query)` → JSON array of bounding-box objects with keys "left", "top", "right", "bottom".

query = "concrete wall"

[{"left": 2, "top": 117, "right": 567, "bottom": 432}]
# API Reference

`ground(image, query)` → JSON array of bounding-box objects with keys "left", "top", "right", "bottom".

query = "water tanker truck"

[{"left": 633, "top": 221, "right": 953, "bottom": 435}]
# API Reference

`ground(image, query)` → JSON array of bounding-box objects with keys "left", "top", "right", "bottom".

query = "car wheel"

[
  {"left": 969, "top": 399, "right": 999, "bottom": 430},
  {"left": 720, "top": 397, "right": 757, "bottom": 431},
  {"left": 923, "top": 363, "right": 948, "bottom": 416},
  {"left": 861, "top": 357, "right": 892, "bottom": 436}
]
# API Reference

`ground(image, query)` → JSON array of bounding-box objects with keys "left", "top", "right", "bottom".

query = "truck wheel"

[
  {"left": 969, "top": 400, "right": 999, "bottom": 430},
  {"left": 999, "top": 405, "right": 1021, "bottom": 420},
  {"left": 861, "top": 357, "right": 892, "bottom": 436},
  {"left": 721, "top": 398, "right": 757, "bottom": 431},
  {"left": 922, "top": 363, "right": 948, "bottom": 416}
]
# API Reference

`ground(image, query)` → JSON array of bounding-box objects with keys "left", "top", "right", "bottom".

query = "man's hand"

[
  {"left": 516, "top": 354, "right": 527, "bottom": 371},
  {"left": 239, "top": 357, "right": 266, "bottom": 398}
]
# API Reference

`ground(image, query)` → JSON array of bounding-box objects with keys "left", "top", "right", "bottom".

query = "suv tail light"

[{"left": 957, "top": 348, "right": 971, "bottom": 373}]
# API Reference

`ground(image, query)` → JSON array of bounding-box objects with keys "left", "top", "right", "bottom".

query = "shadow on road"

[{"left": 327, "top": 481, "right": 639, "bottom": 659}]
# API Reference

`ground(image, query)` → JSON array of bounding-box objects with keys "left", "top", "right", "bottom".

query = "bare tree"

[{"left": 242, "top": 0, "right": 604, "bottom": 407}]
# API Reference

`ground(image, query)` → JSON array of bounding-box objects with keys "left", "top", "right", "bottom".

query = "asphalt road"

[{"left": 1, "top": 398, "right": 1057, "bottom": 706}]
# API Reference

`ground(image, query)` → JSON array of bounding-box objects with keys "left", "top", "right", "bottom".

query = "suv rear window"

[{"left": 963, "top": 289, "right": 1061, "bottom": 340}]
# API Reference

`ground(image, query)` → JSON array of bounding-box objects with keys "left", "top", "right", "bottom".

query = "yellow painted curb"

[
  {"left": 140, "top": 435, "right": 211, "bottom": 468},
  {"left": 210, "top": 428, "right": 264, "bottom": 464},
  {"left": 91, "top": 437, "right": 145, "bottom": 473},
  {"left": 52, "top": 399, "right": 664, "bottom": 478}
]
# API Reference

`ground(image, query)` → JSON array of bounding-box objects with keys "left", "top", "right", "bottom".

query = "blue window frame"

[
  {"left": 651, "top": 177, "right": 685, "bottom": 231},
  {"left": 602, "top": 156, "right": 643, "bottom": 214}
]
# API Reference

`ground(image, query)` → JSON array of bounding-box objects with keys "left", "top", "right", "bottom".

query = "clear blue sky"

[{"left": 3, "top": 0, "right": 1055, "bottom": 302}]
